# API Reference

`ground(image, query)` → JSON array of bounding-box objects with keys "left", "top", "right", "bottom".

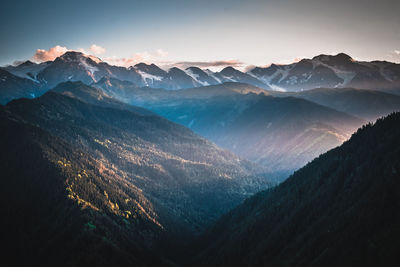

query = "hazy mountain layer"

[
  {"left": 0, "top": 68, "right": 44, "bottom": 104},
  {"left": 94, "top": 80, "right": 364, "bottom": 176},
  {"left": 194, "top": 112, "right": 400, "bottom": 267},
  {"left": 151, "top": 94, "right": 363, "bottom": 175}
]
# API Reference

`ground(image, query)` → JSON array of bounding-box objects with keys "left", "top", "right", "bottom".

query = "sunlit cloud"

[
  {"left": 89, "top": 44, "right": 106, "bottom": 55},
  {"left": 244, "top": 64, "right": 256, "bottom": 72},
  {"left": 77, "top": 48, "right": 87, "bottom": 53},
  {"left": 31, "top": 44, "right": 107, "bottom": 63},
  {"left": 387, "top": 50, "right": 400, "bottom": 63},
  {"left": 104, "top": 49, "right": 169, "bottom": 67},
  {"left": 32, "top": 45, "right": 69, "bottom": 62}
]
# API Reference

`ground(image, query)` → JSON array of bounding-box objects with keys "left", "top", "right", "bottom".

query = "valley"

[{"left": 1, "top": 51, "right": 400, "bottom": 266}]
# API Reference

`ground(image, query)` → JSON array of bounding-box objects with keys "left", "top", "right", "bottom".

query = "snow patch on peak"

[
  {"left": 87, "top": 55, "right": 102, "bottom": 64},
  {"left": 79, "top": 58, "right": 98, "bottom": 82},
  {"left": 79, "top": 58, "right": 98, "bottom": 75},
  {"left": 205, "top": 69, "right": 221, "bottom": 83},
  {"left": 137, "top": 70, "right": 163, "bottom": 86},
  {"left": 221, "top": 75, "right": 237, "bottom": 82},
  {"left": 184, "top": 69, "right": 209, "bottom": 86}
]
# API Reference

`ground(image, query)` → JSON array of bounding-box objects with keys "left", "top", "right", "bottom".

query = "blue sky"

[{"left": 1, "top": 0, "right": 400, "bottom": 69}]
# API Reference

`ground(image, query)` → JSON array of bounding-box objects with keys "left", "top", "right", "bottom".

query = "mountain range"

[
  {"left": 2, "top": 52, "right": 400, "bottom": 105},
  {"left": 249, "top": 53, "right": 400, "bottom": 92},
  {"left": 2, "top": 51, "right": 400, "bottom": 177}
]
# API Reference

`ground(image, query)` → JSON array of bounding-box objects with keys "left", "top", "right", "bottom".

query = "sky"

[{"left": 1, "top": 0, "right": 400, "bottom": 69}]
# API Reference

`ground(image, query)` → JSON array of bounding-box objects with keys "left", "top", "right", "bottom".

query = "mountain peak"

[
  {"left": 222, "top": 66, "right": 236, "bottom": 71},
  {"left": 134, "top": 62, "right": 151, "bottom": 68},
  {"left": 312, "top": 52, "right": 353, "bottom": 63},
  {"left": 220, "top": 66, "right": 240, "bottom": 75},
  {"left": 168, "top": 67, "right": 184, "bottom": 73},
  {"left": 57, "top": 51, "right": 102, "bottom": 64},
  {"left": 186, "top": 66, "right": 202, "bottom": 72},
  {"left": 59, "top": 51, "right": 85, "bottom": 61},
  {"left": 50, "top": 81, "right": 108, "bottom": 103},
  {"left": 134, "top": 62, "right": 166, "bottom": 76},
  {"left": 335, "top": 52, "right": 353, "bottom": 60},
  {"left": 18, "top": 60, "right": 36, "bottom": 67}
]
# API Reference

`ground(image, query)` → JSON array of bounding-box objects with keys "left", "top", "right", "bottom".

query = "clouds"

[
  {"left": 32, "top": 44, "right": 107, "bottom": 63},
  {"left": 168, "top": 60, "right": 243, "bottom": 70},
  {"left": 104, "top": 49, "right": 169, "bottom": 67},
  {"left": 89, "top": 44, "right": 106, "bottom": 55},
  {"left": 387, "top": 50, "right": 400, "bottom": 63},
  {"left": 29, "top": 45, "right": 247, "bottom": 70},
  {"left": 32, "top": 45, "right": 68, "bottom": 62},
  {"left": 30, "top": 45, "right": 169, "bottom": 67}
]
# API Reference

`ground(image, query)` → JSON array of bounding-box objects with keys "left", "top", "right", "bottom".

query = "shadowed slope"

[{"left": 195, "top": 112, "right": 400, "bottom": 267}]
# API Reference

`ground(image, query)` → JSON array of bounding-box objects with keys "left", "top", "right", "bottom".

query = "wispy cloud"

[
  {"left": 168, "top": 60, "right": 244, "bottom": 70},
  {"left": 32, "top": 45, "right": 69, "bottom": 62},
  {"left": 89, "top": 44, "right": 106, "bottom": 55},
  {"left": 395, "top": 50, "right": 400, "bottom": 55}
]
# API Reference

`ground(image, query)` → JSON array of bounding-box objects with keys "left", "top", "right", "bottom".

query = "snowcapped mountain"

[
  {"left": 2, "top": 52, "right": 400, "bottom": 104},
  {"left": 248, "top": 53, "right": 400, "bottom": 92},
  {"left": 217, "top": 66, "right": 271, "bottom": 89},
  {"left": 36, "top": 51, "right": 143, "bottom": 89},
  {"left": 184, "top": 67, "right": 220, "bottom": 86},
  {"left": 132, "top": 63, "right": 207, "bottom": 89},
  {"left": 131, "top": 62, "right": 166, "bottom": 88},
  {"left": 1, "top": 51, "right": 272, "bottom": 94}
]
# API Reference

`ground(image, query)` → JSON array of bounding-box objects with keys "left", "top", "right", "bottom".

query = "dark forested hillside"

[
  {"left": 0, "top": 82, "right": 271, "bottom": 266},
  {"left": 0, "top": 108, "right": 168, "bottom": 266},
  {"left": 194, "top": 112, "right": 400, "bottom": 267},
  {"left": 5, "top": 82, "right": 270, "bottom": 233}
]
